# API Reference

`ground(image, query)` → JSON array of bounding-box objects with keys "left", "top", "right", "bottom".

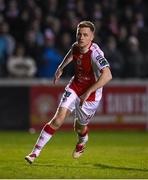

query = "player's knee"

[
  {"left": 50, "top": 115, "right": 65, "bottom": 129},
  {"left": 76, "top": 128, "right": 82, "bottom": 134},
  {"left": 74, "top": 120, "right": 84, "bottom": 133},
  {"left": 74, "top": 122, "right": 88, "bottom": 134}
]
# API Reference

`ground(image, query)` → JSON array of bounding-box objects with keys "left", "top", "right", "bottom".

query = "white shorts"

[{"left": 58, "top": 87, "right": 102, "bottom": 125}]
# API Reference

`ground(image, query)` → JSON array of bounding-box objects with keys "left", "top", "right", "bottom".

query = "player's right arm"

[{"left": 54, "top": 49, "right": 73, "bottom": 84}]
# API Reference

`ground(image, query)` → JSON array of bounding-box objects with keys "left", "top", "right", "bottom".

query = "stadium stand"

[{"left": 0, "top": 0, "right": 148, "bottom": 78}]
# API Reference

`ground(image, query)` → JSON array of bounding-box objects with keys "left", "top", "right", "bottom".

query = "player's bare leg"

[
  {"left": 25, "top": 107, "right": 71, "bottom": 164},
  {"left": 72, "top": 119, "right": 88, "bottom": 159}
]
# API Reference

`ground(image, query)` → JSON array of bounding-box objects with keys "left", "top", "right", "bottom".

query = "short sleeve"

[{"left": 91, "top": 48, "right": 110, "bottom": 71}]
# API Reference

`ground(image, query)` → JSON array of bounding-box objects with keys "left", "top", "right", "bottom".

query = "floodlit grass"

[{"left": 0, "top": 130, "right": 148, "bottom": 178}]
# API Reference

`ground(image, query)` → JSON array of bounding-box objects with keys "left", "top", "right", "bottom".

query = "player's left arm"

[
  {"left": 88, "top": 66, "right": 112, "bottom": 92},
  {"left": 80, "top": 48, "right": 112, "bottom": 105},
  {"left": 80, "top": 67, "right": 112, "bottom": 104}
]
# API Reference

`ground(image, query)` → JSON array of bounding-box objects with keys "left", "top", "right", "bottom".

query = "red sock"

[
  {"left": 78, "top": 128, "right": 88, "bottom": 137},
  {"left": 43, "top": 124, "right": 56, "bottom": 135}
]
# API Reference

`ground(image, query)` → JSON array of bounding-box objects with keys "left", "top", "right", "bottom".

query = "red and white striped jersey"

[{"left": 67, "top": 42, "right": 110, "bottom": 101}]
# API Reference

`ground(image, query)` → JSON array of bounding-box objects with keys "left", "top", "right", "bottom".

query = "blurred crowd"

[{"left": 0, "top": 0, "right": 148, "bottom": 79}]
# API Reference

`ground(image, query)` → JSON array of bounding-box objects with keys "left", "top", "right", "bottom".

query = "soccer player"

[{"left": 25, "top": 21, "right": 112, "bottom": 164}]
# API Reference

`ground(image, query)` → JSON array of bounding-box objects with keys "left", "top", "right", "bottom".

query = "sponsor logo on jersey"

[
  {"left": 62, "top": 91, "right": 72, "bottom": 102},
  {"left": 96, "top": 53, "right": 103, "bottom": 61},
  {"left": 98, "top": 58, "right": 108, "bottom": 67},
  {"left": 64, "top": 91, "right": 71, "bottom": 97}
]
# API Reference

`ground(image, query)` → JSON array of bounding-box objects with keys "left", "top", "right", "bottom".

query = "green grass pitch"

[{"left": 0, "top": 130, "right": 148, "bottom": 179}]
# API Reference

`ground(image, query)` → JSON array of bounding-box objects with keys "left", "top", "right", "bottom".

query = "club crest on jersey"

[
  {"left": 77, "top": 59, "right": 81, "bottom": 65},
  {"left": 79, "top": 55, "right": 83, "bottom": 58}
]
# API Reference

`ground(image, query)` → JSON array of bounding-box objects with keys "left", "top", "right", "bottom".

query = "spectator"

[
  {"left": 124, "top": 36, "right": 144, "bottom": 78},
  {"left": 58, "top": 32, "right": 74, "bottom": 78},
  {"left": 108, "top": 13, "right": 119, "bottom": 36},
  {"left": 0, "top": 0, "right": 6, "bottom": 13},
  {"left": 117, "top": 25, "right": 128, "bottom": 54},
  {"left": 0, "top": 22, "right": 9, "bottom": 77},
  {"left": 7, "top": 44, "right": 37, "bottom": 78},
  {"left": 5, "top": 0, "right": 20, "bottom": 40},
  {"left": 37, "top": 29, "right": 63, "bottom": 78},
  {"left": 24, "top": 29, "right": 43, "bottom": 65},
  {"left": 2, "top": 22, "right": 15, "bottom": 56},
  {"left": 103, "top": 36, "right": 124, "bottom": 78},
  {"left": 0, "top": 0, "right": 148, "bottom": 78}
]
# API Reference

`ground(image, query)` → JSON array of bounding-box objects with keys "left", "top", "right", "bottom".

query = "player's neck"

[{"left": 79, "top": 42, "right": 92, "bottom": 53}]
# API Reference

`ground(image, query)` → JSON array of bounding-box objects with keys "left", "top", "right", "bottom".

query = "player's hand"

[
  {"left": 79, "top": 91, "right": 91, "bottom": 107},
  {"left": 53, "top": 68, "right": 63, "bottom": 84}
]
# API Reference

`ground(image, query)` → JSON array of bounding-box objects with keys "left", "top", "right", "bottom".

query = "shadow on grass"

[
  {"left": 93, "top": 163, "right": 148, "bottom": 172},
  {"left": 32, "top": 162, "right": 148, "bottom": 172}
]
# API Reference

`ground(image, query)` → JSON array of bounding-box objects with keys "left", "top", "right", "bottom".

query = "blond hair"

[{"left": 77, "top": 21, "right": 95, "bottom": 33}]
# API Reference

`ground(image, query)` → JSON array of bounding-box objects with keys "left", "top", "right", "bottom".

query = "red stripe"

[
  {"left": 43, "top": 124, "right": 56, "bottom": 135},
  {"left": 78, "top": 128, "right": 88, "bottom": 137},
  {"left": 35, "top": 144, "right": 41, "bottom": 150}
]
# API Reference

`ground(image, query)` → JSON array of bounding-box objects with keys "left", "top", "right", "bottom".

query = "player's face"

[{"left": 76, "top": 27, "right": 94, "bottom": 49}]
